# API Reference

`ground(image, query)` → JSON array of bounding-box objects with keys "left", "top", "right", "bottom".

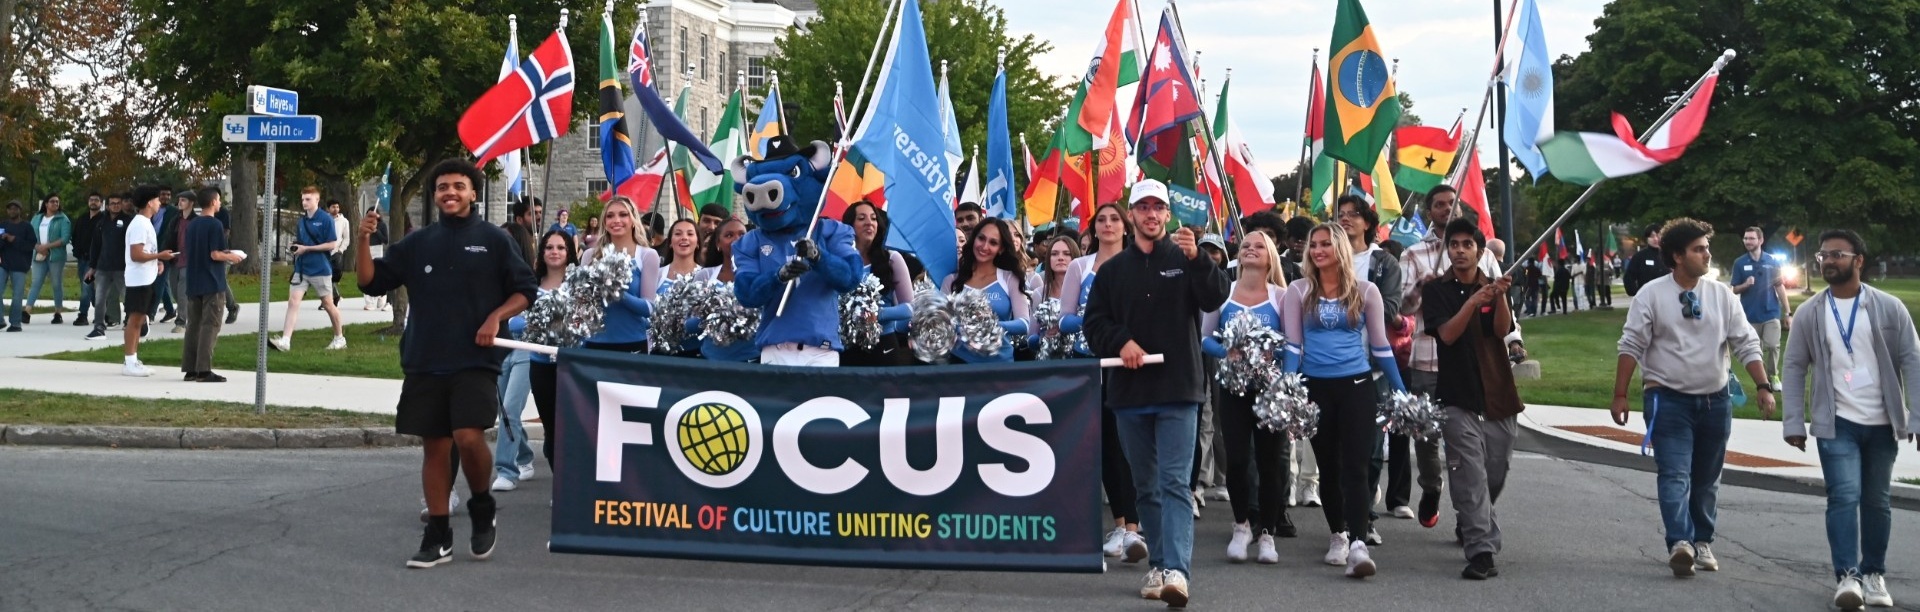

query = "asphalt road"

[{"left": 1, "top": 444, "right": 1915, "bottom": 611}]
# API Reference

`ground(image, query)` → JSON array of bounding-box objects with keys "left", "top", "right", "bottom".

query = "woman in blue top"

[
  {"left": 1281, "top": 222, "right": 1405, "bottom": 579},
  {"left": 1055, "top": 202, "right": 1145, "bottom": 560},
  {"left": 942, "top": 218, "right": 1030, "bottom": 363},
  {"left": 1199, "top": 230, "right": 1297, "bottom": 563},
  {"left": 27, "top": 195, "right": 71, "bottom": 323},
  {"left": 581, "top": 197, "right": 661, "bottom": 353},
  {"left": 525, "top": 230, "right": 575, "bottom": 468},
  {"left": 548, "top": 209, "right": 578, "bottom": 237},
  {"left": 656, "top": 219, "right": 703, "bottom": 356},
  {"left": 689, "top": 217, "right": 758, "bottom": 363},
  {"left": 841, "top": 202, "right": 915, "bottom": 366}
]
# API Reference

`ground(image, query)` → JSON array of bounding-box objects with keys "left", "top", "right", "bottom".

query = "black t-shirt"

[
  {"left": 0, "top": 220, "right": 34, "bottom": 273},
  {"left": 184, "top": 216, "right": 228, "bottom": 297},
  {"left": 360, "top": 212, "right": 537, "bottom": 375},
  {"left": 1422, "top": 275, "right": 1494, "bottom": 413}
]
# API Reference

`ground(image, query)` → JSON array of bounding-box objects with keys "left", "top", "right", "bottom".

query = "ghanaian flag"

[
  {"left": 1323, "top": 0, "right": 1401, "bottom": 169},
  {"left": 1392, "top": 125, "right": 1458, "bottom": 194}
]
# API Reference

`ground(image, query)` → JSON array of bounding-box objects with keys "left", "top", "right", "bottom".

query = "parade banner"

[{"left": 549, "top": 350, "right": 1105, "bottom": 572}]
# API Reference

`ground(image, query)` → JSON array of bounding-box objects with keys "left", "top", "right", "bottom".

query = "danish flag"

[{"left": 459, "top": 28, "right": 575, "bottom": 166}]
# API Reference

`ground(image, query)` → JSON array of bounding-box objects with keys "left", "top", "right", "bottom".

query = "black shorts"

[
  {"left": 124, "top": 284, "right": 158, "bottom": 315},
  {"left": 394, "top": 369, "right": 500, "bottom": 438}
]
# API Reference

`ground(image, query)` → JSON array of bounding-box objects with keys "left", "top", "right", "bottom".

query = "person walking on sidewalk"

[
  {"left": 355, "top": 158, "right": 536, "bottom": 569},
  {"left": 120, "top": 186, "right": 173, "bottom": 377},
  {"left": 1084, "top": 179, "right": 1230, "bottom": 607},
  {"left": 0, "top": 201, "right": 36, "bottom": 330},
  {"left": 1733, "top": 226, "right": 1792, "bottom": 388},
  {"left": 272, "top": 187, "right": 346, "bottom": 352},
  {"left": 27, "top": 195, "right": 71, "bottom": 324},
  {"left": 1423, "top": 219, "right": 1523, "bottom": 580},
  {"left": 181, "top": 188, "right": 245, "bottom": 382},
  {"left": 1611, "top": 217, "right": 1774, "bottom": 578},
  {"left": 1781, "top": 229, "right": 1920, "bottom": 610},
  {"left": 84, "top": 194, "right": 130, "bottom": 340},
  {"left": 71, "top": 193, "right": 103, "bottom": 327}
]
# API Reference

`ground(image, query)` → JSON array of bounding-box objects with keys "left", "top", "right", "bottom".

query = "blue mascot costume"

[{"left": 732, "top": 136, "right": 864, "bottom": 366}]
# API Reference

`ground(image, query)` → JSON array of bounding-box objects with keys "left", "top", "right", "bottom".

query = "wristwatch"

[{"left": 1756, "top": 382, "right": 1775, "bottom": 393}]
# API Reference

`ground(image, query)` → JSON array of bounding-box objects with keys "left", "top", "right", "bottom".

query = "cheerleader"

[
  {"left": 526, "top": 230, "right": 575, "bottom": 468},
  {"left": 941, "top": 218, "right": 1030, "bottom": 363},
  {"left": 1059, "top": 203, "right": 1146, "bottom": 561},
  {"left": 655, "top": 219, "right": 703, "bottom": 356},
  {"left": 840, "top": 202, "right": 914, "bottom": 366},
  {"left": 1033, "top": 234, "right": 1082, "bottom": 304},
  {"left": 580, "top": 197, "right": 662, "bottom": 353},
  {"left": 690, "top": 217, "right": 757, "bottom": 363},
  {"left": 1279, "top": 222, "right": 1406, "bottom": 579},
  {"left": 1199, "top": 230, "right": 1296, "bottom": 565}
]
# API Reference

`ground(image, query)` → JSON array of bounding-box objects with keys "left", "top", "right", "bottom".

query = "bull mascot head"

[{"left": 731, "top": 136, "right": 834, "bottom": 234}]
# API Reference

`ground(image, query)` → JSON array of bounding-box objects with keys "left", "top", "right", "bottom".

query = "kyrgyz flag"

[
  {"left": 687, "top": 86, "right": 745, "bottom": 212},
  {"left": 1323, "top": 0, "right": 1401, "bottom": 169},
  {"left": 1392, "top": 125, "right": 1458, "bottom": 194},
  {"left": 1073, "top": 0, "right": 1143, "bottom": 151},
  {"left": 1538, "top": 74, "right": 1720, "bottom": 185},
  {"left": 1212, "top": 78, "right": 1276, "bottom": 215}
]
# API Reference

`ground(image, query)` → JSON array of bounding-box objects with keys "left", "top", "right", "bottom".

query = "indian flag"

[
  {"left": 1538, "top": 74, "right": 1719, "bottom": 186},
  {"left": 688, "top": 87, "right": 746, "bottom": 211},
  {"left": 1073, "top": 0, "right": 1142, "bottom": 151}
]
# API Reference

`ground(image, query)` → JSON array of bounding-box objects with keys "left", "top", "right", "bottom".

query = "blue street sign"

[
  {"left": 221, "top": 115, "right": 323, "bottom": 143},
  {"left": 247, "top": 85, "right": 300, "bottom": 116}
]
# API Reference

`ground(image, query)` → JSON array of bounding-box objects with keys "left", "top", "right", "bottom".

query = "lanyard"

[{"left": 1829, "top": 293, "right": 1861, "bottom": 356}]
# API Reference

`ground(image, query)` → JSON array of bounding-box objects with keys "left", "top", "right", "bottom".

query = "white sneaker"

[
  {"left": 270, "top": 335, "right": 291, "bottom": 352},
  {"left": 1255, "top": 533, "right": 1279, "bottom": 564},
  {"left": 1226, "top": 523, "right": 1253, "bottom": 563},
  {"left": 1693, "top": 542, "right": 1718, "bottom": 571},
  {"left": 418, "top": 491, "right": 463, "bottom": 521},
  {"left": 1192, "top": 487, "right": 1207, "bottom": 509},
  {"left": 518, "top": 463, "right": 536, "bottom": 481},
  {"left": 1303, "top": 490, "right": 1323, "bottom": 507},
  {"left": 490, "top": 475, "right": 517, "bottom": 492},
  {"left": 1324, "top": 532, "right": 1350, "bottom": 566},
  {"left": 1836, "top": 572, "right": 1866, "bottom": 609},
  {"left": 1101, "top": 528, "right": 1129, "bottom": 558},
  {"left": 1122, "top": 530, "right": 1149, "bottom": 563},
  {"left": 1669, "top": 541, "right": 1696, "bottom": 577},
  {"left": 1864, "top": 573, "right": 1894, "bottom": 607},
  {"left": 121, "top": 362, "right": 153, "bottom": 377},
  {"left": 1346, "top": 540, "right": 1376, "bottom": 578},
  {"left": 1159, "top": 569, "right": 1189, "bottom": 608},
  {"left": 1391, "top": 505, "right": 1416, "bottom": 519},
  {"left": 1207, "top": 486, "right": 1231, "bottom": 502},
  {"left": 325, "top": 335, "right": 346, "bottom": 350},
  {"left": 1287, "top": 486, "right": 1299, "bottom": 507},
  {"left": 1139, "top": 568, "right": 1164, "bottom": 600}
]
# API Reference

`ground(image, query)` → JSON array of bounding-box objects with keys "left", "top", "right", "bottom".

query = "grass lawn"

[
  {"left": 0, "top": 388, "right": 388, "bottom": 428},
  {"left": 1516, "top": 278, "right": 1920, "bottom": 420},
  {"left": 39, "top": 322, "right": 405, "bottom": 380},
  {"left": 33, "top": 263, "right": 362, "bottom": 308}
]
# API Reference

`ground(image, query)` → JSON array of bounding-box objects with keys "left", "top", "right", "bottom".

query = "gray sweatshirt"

[
  {"left": 1617, "top": 274, "right": 1762, "bottom": 395},
  {"left": 1782, "top": 285, "right": 1920, "bottom": 440}
]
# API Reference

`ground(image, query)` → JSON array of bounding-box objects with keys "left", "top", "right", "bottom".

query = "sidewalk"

[{"left": 1521, "top": 404, "right": 1920, "bottom": 487}]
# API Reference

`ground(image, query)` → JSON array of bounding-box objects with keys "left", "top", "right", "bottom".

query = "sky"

[{"left": 997, "top": 0, "right": 1612, "bottom": 177}]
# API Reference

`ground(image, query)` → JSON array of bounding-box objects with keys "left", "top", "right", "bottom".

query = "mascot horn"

[{"left": 730, "top": 136, "right": 865, "bottom": 367}]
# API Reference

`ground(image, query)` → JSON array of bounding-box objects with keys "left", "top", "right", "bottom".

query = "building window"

[
  {"left": 587, "top": 120, "right": 601, "bottom": 151},
  {"left": 719, "top": 52, "right": 729, "bottom": 87},
  {"left": 678, "top": 27, "right": 688, "bottom": 76},
  {"left": 700, "top": 107, "right": 710, "bottom": 139},
  {"left": 700, "top": 34, "right": 710, "bottom": 81},
  {"left": 588, "top": 179, "right": 609, "bottom": 199},
  {"left": 747, "top": 56, "right": 767, "bottom": 91}
]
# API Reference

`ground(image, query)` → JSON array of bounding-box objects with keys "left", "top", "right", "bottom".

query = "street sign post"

[
  {"left": 246, "top": 85, "right": 300, "bottom": 116},
  {"left": 229, "top": 87, "right": 319, "bottom": 413},
  {"left": 221, "top": 115, "right": 323, "bottom": 143}
]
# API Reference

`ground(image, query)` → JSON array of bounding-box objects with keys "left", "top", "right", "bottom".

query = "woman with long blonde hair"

[
  {"left": 1199, "top": 230, "right": 1297, "bottom": 564},
  {"left": 580, "top": 197, "right": 662, "bottom": 353},
  {"left": 1280, "top": 222, "right": 1405, "bottom": 579}
]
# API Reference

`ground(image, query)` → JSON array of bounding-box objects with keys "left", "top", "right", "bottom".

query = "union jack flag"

[
  {"left": 459, "top": 28, "right": 576, "bottom": 166},
  {"left": 627, "top": 20, "right": 653, "bottom": 90}
]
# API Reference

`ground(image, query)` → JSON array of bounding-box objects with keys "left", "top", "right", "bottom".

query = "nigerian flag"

[{"left": 688, "top": 88, "right": 745, "bottom": 212}]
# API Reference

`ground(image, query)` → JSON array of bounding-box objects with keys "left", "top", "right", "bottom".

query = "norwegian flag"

[
  {"left": 627, "top": 20, "right": 653, "bottom": 89},
  {"left": 459, "top": 28, "right": 575, "bottom": 166}
]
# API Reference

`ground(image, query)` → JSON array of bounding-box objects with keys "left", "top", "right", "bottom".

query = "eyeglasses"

[
  {"left": 1678, "top": 290, "right": 1703, "bottom": 320},
  {"left": 1133, "top": 202, "right": 1169, "bottom": 212},
  {"left": 1815, "top": 250, "right": 1856, "bottom": 262},
  {"left": 1337, "top": 210, "right": 1365, "bottom": 220}
]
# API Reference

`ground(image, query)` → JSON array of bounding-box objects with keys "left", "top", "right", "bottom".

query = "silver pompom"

[
  {"left": 908, "top": 289, "right": 954, "bottom": 363},
  {"left": 1216, "top": 312, "right": 1286, "bottom": 395},
  {"left": 561, "top": 251, "right": 637, "bottom": 340},
  {"left": 950, "top": 289, "right": 1003, "bottom": 356},
  {"left": 650, "top": 275, "right": 719, "bottom": 351},
  {"left": 698, "top": 282, "right": 759, "bottom": 347},
  {"left": 1254, "top": 372, "right": 1320, "bottom": 440},
  {"left": 1379, "top": 390, "right": 1448, "bottom": 442},
  {"left": 839, "top": 276, "right": 886, "bottom": 351},
  {"left": 522, "top": 287, "right": 577, "bottom": 348},
  {"left": 1031, "top": 298, "right": 1068, "bottom": 360}
]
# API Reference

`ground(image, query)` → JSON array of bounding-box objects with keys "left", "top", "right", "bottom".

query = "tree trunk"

[{"left": 229, "top": 146, "right": 261, "bottom": 275}]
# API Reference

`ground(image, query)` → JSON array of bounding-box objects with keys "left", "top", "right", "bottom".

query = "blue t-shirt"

[
  {"left": 184, "top": 216, "right": 228, "bottom": 297},
  {"left": 1301, "top": 296, "right": 1371, "bottom": 379},
  {"left": 1730, "top": 253, "right": 1782, "bottom": 323},
  {"left": 293, "top": 209, "right": 336, "bottom": 277}
]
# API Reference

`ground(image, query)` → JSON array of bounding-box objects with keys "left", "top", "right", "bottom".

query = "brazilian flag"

[{"left": 1322, "top": 0, "right": 1401, "bottom": 169}]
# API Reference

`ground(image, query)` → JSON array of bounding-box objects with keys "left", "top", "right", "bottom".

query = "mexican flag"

[
  {"left": 1212, "top": 78, "right": 1276, "bottom": 215},
  {"left": 1074, "top": 0, "right": 1142, "bottom": 151},
  {"left": 686, "top": 87, "right": 745, "bottom": 212},
  {"left": 1538, "top": 73, "right": 1720, "bottom": 185}
]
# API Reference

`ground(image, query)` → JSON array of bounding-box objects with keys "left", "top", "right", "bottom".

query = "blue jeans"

[
  {"left": 492, "top": 350, "right": 535, "bottom": 481},
  {"left": 0, "top": 270, "right": 26, "bottom": 324},
  {"left": 28, "top": 258, "right": 63, "bottom": 313},
  {"left": 154, "top": 267, "right": 174, "bottom": 315},
  {"left": 1114, "top": 403, "right": 1199, "bottom": 577},
  {"left": 1646, "top": 387, "right": 1731, "bottom": 547},
  {"left": 75, "top": 259, "right": 92, "bottom": 317},
  {"left": 1817, "top": 417, "right": 1900, "bottom": 578}
]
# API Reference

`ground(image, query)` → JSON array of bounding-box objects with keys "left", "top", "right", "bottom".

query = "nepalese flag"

[
  {"left": 460, "top": 28, "right": 575, "bottom": 167},
  {"left": 1127, "top": 9, "right": 1203, "bottom": 168}
]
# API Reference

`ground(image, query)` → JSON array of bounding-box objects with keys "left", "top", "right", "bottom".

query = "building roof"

[{"left": 760, "top": 0, "right": 817, "bottom": 12}]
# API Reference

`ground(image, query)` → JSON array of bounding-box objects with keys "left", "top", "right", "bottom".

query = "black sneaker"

[
  {"left": 20, "top": 311, "right": 29, "bottom": 324},
  {"left": 72, "top": 314, "right": 87, "bottom": 326},
  {"left": 407, "top": 521, "right": 453, "bottom": 569},
  {"left": 198, "top": 373, "right": 228, "bottom": 383},
  {"left": 225, "top": 309, "right": 239, "bottom": 324},
  {"left": 157, "top": 311, "right": 173, "bottom": 323},
  {"left": 468, "top": 494, "right": 497, "bottom": 560},
  {"left": 5, "top": 326, "right": 19, "bottom": 333},
  {"left": 1462, "top": 552, "right": 1498, "bottom": 580},
  {"left": 84, "top": 329, "right": 105, "bottom": 340},
  {"left": 140, "top": 323, "right": 150, "bottom": 339},
  {"left": 184, "top": 372, "right": 204, "bottom": 382},
  {"left": 1418, "top": 492, "right": 1442, "bottom": 528},
  {"left": 51, "top": 313, "right": 62, "bottom": 324}
]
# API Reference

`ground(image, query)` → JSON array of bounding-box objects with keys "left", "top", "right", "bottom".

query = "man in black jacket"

[
  {"left": 1084, "top": 178, "right": 1229, "bottom": 607},
  {"left": 84, "top": 194, "right": 131, "bottom": 340},
  {"left": 71, "top": 193, "right": 103, "bottom": 327},
  {"left": 1622, "top": 223, "right": 1669, "bottom": 297}
]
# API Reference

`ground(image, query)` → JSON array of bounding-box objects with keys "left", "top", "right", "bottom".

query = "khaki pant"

[{"left": 181, "top": 294, "right": 226, "bottom": 374}]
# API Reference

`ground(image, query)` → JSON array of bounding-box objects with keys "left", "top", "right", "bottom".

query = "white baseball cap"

[{"left": 1130, "top": 179, "right": 1169, "bottom": 206}]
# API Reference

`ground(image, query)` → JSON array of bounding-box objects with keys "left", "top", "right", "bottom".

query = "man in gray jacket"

[{"left": 1782, "top": 229, "right": 1920, "bottom": 610}]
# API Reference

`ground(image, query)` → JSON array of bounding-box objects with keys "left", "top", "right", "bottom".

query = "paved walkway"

[{"left": 1521, "top": 403, "right": 1920, "bottom": 485}]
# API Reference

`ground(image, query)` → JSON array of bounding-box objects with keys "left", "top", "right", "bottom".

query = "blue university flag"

[
  {"left": 1502, "top": 0, "right": 1554, "bottom": 178},
  {"left": 377, "top": 162, "right": 393, "bottom": 213},
  {"left": 983, "top": 68, "right": 1016, "bottom": 220},
  {"left": 852, "top": 0, "right": 956, "bottom": 284}
]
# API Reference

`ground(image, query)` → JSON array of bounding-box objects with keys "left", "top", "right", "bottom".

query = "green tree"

[
  {"left": 1518, "top": 0, "right": 1920, "bottom": 253},
  {"left": 765, "top": 0, "right": 1069, "bottom": 157}
]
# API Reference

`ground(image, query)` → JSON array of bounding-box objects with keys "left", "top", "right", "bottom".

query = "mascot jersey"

[{"left": 729, "top": 137, "right": 863, "bottom": 351}]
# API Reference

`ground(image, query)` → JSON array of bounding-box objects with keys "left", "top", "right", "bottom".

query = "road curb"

[{"left": 0, "top": 424, "right": 422, "bottom": 449}]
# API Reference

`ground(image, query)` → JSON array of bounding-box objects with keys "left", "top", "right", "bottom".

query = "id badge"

[{"left": 1848, "top": 365, "right": 1876, "bottom": 391}]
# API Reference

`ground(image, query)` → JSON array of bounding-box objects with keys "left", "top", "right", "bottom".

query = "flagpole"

[
  {"left": 1503, "top": 50, "right": 1735, "bottom": 277},
  {"left": 1295, "top": 49, "right": 1317, "bottom": 213},
  {"left": 774, "top": 0, "right": 901, "bottom": 317},
  {"left": 771, "top": 70, "right": 790, "bottom": 139},
  {"left": 668, "top": 64, "right": 698, "bottom": 220}
]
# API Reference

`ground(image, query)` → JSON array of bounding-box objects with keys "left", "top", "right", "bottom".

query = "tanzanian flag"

[{"left": 1323, "top": 0, "right": 1401, "bottom": 168}]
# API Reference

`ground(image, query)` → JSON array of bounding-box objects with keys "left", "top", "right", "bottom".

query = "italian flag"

[
  {"left": 1073, "top": 0, "right": 1142, "bottom": 151},
  {"left": 1538, "top": 74, "right": 1719, "bottom": 185},
  {"left": 687, "top": 87, "right": 745, "bottom": 212},
  {"left": 1212, "top": 78, "right": 1277, "bottom": 215}
]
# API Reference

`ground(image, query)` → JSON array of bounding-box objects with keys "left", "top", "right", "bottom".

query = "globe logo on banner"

[
  {"left": 678, "top": 402, "right": 752, "bottom": 476},
  {"left": 1337, "top": 49, "right": 1388, "bottom": 109}
]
